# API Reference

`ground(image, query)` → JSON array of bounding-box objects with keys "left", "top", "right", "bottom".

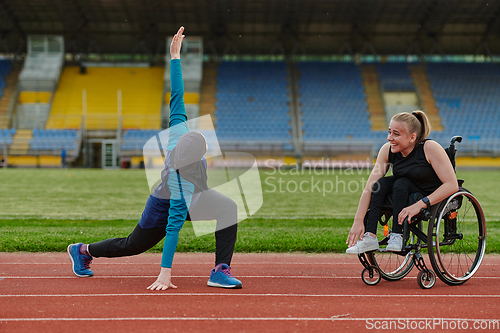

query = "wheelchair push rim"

[{"left": 429, "top": 190, "right": 487, "bottom": 284}]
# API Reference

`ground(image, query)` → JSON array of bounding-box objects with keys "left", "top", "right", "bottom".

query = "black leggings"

[
  {"left": 364, "top": 176, "right": 430, "bottom": 235},
  {"left": 88, "top": 189, "right": 238, "bottom": 266}
]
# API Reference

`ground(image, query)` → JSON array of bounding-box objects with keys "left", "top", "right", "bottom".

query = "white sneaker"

[
  {"left": 346, "top": 233, "right": 379, "bottom": 254},
  {"left": 386, "top": 233, "right": 403, "bottom": 252}
]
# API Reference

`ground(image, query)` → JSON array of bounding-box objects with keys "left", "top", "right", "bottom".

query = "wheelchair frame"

[{"left": 357, "top": 136, "right": 487, "bottom": 289}]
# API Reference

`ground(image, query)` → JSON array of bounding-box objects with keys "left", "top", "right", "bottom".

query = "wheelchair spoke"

[
  {"left": 430, "top": 191, "right": 486, "bottom": 284},
  {"left": 367, "top": 219, "right": 417, "bottom": 281}
]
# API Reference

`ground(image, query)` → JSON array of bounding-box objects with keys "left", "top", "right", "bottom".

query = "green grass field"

[{"left": 1, "top": 168, "right": 499, "bottom": 253}]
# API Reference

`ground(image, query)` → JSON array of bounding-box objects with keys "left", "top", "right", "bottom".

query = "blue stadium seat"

[
  {"left": 214, "top": 61, "right": 292, "bottom": 147},
  {"left": 121, "top": 129, "right": 160, "bottom": 151},
  {"left": 376, "top": 63, "right": 415, "bottom": 92},
  {"left": 427, "top": 63, "right": 500, "bottom": 144},
  {"left": 30, "top": 129, "right": 78, "bottom": 152},
  {"left": 298, "top": 62, "right": 374, "bottom": 142}
]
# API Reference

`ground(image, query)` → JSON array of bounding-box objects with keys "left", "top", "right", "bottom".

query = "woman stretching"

[{"left": 68, "top": 27, "right": 242, "bottom": 290}]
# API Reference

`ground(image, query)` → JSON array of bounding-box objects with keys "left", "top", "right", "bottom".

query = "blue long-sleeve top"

[{"left": 150, "top": 58, "right": 203, "bottom": 268}]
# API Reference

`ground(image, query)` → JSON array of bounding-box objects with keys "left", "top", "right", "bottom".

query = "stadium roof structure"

[{"left": 0, "top": 0, "right": 499, "bottom": 57}]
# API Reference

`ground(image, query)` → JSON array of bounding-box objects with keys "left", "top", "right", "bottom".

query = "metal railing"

[{"left": 45, "top": 114, "right": 160, "bottom": 130}]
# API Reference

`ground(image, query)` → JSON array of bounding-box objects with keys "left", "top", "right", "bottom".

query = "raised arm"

[
  {"left": 167, "top": 26, "right": 189, "bottom": 151},
  {"left": 147, "top": 27, "right": 193, "bottom": 291}
]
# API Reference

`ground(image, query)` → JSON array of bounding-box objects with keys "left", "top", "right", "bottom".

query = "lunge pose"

[{"left": 68, "top": 27, "right": 241, "bottom": 290}]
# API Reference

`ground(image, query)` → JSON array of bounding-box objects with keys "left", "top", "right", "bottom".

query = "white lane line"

[
  {"left": 0, "top": 262, "right": 360, "bottom": 265},
  {"left": 2, "top": 275, "right": 499, "bottom": 279},
  {"left": 1, "top": 262, "right": 498, "bottom": 266},
  {"left": 3, "top": 275, "right": 356, "bottom": 279},
  {"left": 1, "top": 293, "right": 499, "bottom": 298},
  {"left": 0, "top": 316, "right": 497, "bottom": 322}
]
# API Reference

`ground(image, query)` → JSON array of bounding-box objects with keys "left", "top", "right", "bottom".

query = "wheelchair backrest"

[{"left": 444, "top": 136, "right": 462, "bottom": 171}]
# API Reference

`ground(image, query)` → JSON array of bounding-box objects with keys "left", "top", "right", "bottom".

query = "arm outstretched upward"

[{"left": 147, "top": 26, "right": 190, "bottom": 291}]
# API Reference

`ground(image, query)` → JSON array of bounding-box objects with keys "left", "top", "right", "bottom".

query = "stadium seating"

[
  {"left": 214, "top": 61, "right": 292, "bottom": 144},
  {"left": 121, "top": 129, "right": 160, "bottom": 151},
  {"left": 29, "top": 129, "right": 77, "bottom": 151},
  {"left": 298, "top": 62, "right": 386, "bottom": 142},
  {"left": 48, "top": 67, "right": 163, "bottom": 130},
  {"left": 376, "top": 63, "right": 415, "bottom": 91},
  {"left": 426, "top": 63, "right": 500, "bottom": 148},
  {"left": 0, "top": 128, "right": 15, "bottom": 146}
]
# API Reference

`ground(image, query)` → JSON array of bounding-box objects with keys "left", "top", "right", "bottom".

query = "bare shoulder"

[
  {"left": 379, "top": 142, "right": 391, "bottom": 153},
  {"left": 423, "top": 139, "right": 445, "bottom": 153},
  {"left": 423, "top": 140, "right": 448, "bottom": 163},
  {"left": 376, "top": 142, "right": 391, "bottom": 163}
]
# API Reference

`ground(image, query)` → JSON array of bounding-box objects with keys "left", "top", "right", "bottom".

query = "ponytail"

[{"left": 391, "top": 110, "right": 431, "bottom": 144}]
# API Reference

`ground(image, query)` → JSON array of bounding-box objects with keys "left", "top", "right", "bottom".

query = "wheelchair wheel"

[
  {"left": 417, "top": 270, "right": 436, "bottom": 289},
  {"left": 362, "top": 266, "right": 381, "bottom": 285},
  {"left": 366, "top": 219, "right": 419, "bottom": 281},
  {"left": 428, "top": 190, "right": 487, "bottom": 286}
]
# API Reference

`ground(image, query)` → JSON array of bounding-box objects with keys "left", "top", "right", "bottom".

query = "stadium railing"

[{"left": 45, "top": 115, "right": 160, "bottom": 131}]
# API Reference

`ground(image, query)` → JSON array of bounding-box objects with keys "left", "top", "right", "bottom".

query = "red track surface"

[{"left": 1, "top": 253, "right": 499, "bottom": 332}]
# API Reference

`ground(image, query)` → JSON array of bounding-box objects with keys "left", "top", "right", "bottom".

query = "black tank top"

[{"left": 388, "top": 139, "right": 442, "bottom": 194}]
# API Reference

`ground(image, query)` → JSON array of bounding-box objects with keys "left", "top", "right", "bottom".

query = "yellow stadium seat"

[
  {"left": 19, "top": 92, "right": 52, "bottom": 104},
  {"left": 48, "top": 67, "right": 164, "bottom": 130}
]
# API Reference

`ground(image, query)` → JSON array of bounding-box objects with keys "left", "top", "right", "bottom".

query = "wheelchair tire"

[
  {"left": 362, "top": 266, "right": 381, "bottom": 286},
  {"left": 427, "top": 190, "right": 487, "bottom": 286},
  {"left": 417, "top": 270, "right": 436, "bottom": 289}
]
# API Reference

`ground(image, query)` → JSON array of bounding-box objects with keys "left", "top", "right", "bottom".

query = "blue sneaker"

[
  {"left": 67, "top": 243, "right": 94, "bottom": 277},
  {"left": 207, "top": 263, "right": 242, "bottom": 289}
]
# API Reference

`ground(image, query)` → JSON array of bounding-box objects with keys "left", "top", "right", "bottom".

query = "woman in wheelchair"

[{"left": 346, "top": 111, "right": 458, "bottom": 254}]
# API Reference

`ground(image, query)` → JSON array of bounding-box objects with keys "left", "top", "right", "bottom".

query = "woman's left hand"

[{"left": 398, "top": 201, "right": 425, "bottom": 225}]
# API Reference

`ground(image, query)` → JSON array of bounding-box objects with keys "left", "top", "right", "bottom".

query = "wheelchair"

[{"left": 358, "top": 136, "right": 487, "bottom": 289}]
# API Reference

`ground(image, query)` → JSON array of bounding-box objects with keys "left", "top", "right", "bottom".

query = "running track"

[{"left": 1, "top": 253, "right": 499, "bottom": 332}]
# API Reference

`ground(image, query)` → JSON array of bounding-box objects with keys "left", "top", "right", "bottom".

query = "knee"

[
  {"left": 216, "top": 222, "right": 237, "bottom": 238},
  {"left": 220, "top": 197, "right": 238, "bottom": 214},
  {"left": 124, "top": 238, "right": 150, "bottom": 256},
  {"left": 393, "top": 178, "right": 412, "bottom": 192},
  {"left": 125, "top": 244, "right": 148, "bottom": 256},
  {"left": 371, "top": 177, "right": 392, "bottom": 196}
]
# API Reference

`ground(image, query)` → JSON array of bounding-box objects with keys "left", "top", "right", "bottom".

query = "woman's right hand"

[
  {"left": 346, "top": 220, "right": 365, "bottom": 248},
  {"left": 147, "top": 267, "right": 177, "bottom": 291},
  {"left": 170, "top": 26, "right": 185, "bottom": 60}
]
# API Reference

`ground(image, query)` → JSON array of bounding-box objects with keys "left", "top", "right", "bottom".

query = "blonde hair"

[{"left": 391, "top": 110, "right": 431, "bottom": 144}]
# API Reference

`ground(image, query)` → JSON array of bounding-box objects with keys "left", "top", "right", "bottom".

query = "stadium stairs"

[
  {"left": 0, "top": 65, "right": 21, "bottom": 129},
  {"left": 360, "top": 65, "right": 386, "bottom": 130},
  {"left": 409, "top": 65, "right": 443, "bottom": 131},
  {"left": 198, "top": 61, "right": 218, "bottom": 129},
  {"left": 9, "top": 129, "right": 32, "bottom": 155}
]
